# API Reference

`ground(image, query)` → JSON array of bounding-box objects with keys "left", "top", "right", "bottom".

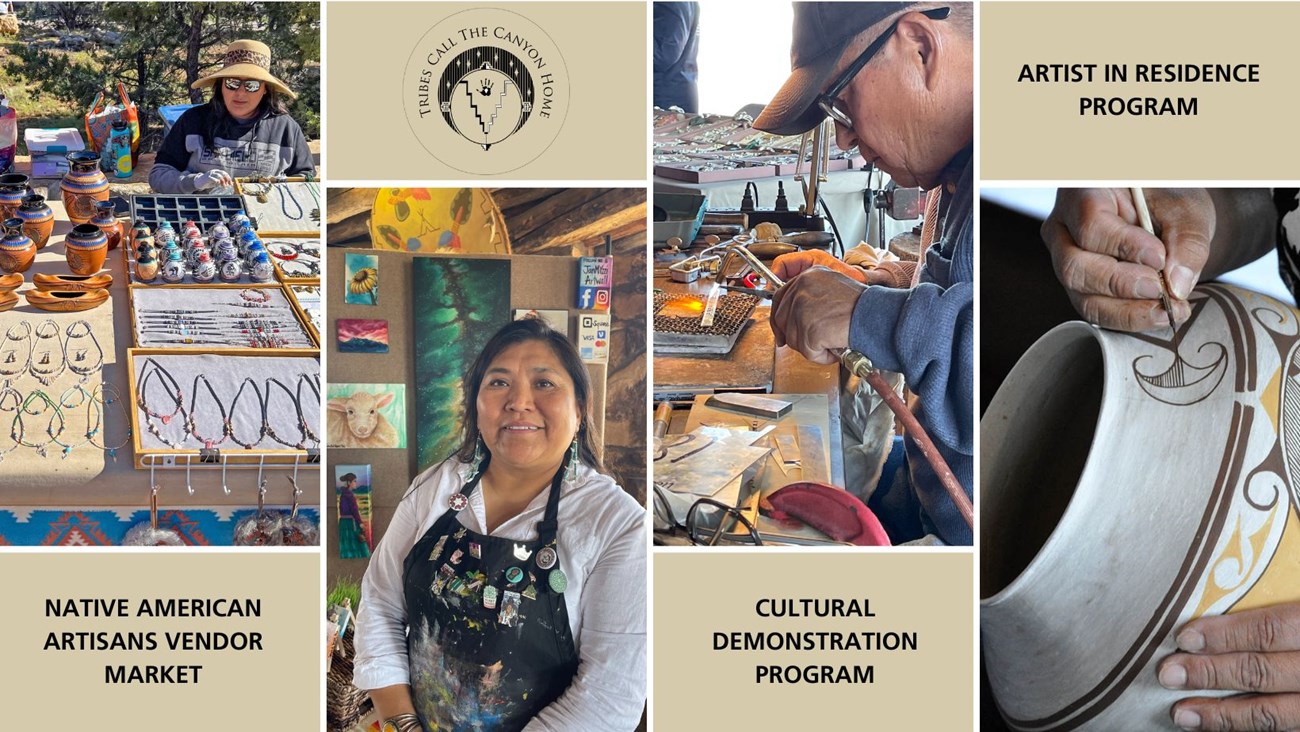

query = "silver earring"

[
  {"left": 565, "top": 435, "right": 578, "bottom": 483},
  {"left": 463, "top": 434, "right": 484, "bottom": 481}
]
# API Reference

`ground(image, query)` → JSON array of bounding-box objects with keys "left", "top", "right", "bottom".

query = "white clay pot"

[{"left": 981, "top": 284, "right": 1300, "bottom": 731}]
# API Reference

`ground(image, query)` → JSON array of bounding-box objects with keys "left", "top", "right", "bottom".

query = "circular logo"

[{"left": 404, "top": 8, "right": 569, "bottom": 175}]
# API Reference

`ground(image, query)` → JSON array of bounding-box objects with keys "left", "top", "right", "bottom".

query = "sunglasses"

[
  {"left": 222, "top": 78, "right": 263, "bottom": 93},
  {"left": 816, "top": 6, "right": 950, "bottom": 132}
]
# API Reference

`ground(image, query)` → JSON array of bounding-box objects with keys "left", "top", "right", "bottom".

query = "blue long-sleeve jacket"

[{"left": 849, "top": 154, "right": 974, "bottom": 545}]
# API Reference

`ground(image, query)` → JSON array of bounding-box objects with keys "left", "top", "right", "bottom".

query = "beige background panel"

[
  {"left": 0, "top": 553, "right": 319, "bottom": 730},
  {"left": 654, "top": 552, "right": 973, "bottom": 728},
  {"left": 982, "top": 3, "right": 1300, "bottom": 180},
  {"left": 326, "top": 2, "right": 646, "bottom": 180}
]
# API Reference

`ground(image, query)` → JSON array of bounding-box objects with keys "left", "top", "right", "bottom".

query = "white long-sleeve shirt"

[{"left": 354, "top": 458, "right": 647, "bottom": 731}]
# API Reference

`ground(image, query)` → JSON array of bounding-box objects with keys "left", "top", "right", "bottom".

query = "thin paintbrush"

[{"left": 1130, "top": 187, "right": 1178, "bottom": 334}]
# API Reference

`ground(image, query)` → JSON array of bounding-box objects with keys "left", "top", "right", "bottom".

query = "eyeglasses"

[
  {"left": 653, "top": 484, "right": 765, "bottom": 546},
  {"left": 223, "top": 78, "right": 263, "bottom": 93},
  {"left": 816, "top": 7, "right": 950, "bottom": 131}
]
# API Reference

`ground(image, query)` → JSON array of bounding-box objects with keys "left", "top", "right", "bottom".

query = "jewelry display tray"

[
  {"left": 127, "top": 285, "right": 319, "bottom": 350},
  {"left": 130, "top": 195, "right": 249, "bottom": 230},
  {"left": 263, "top": 238, "right": 322, "bottom": 283},
  {"left": 235, "top": 179, "right": 320, "bottom": 238},
  {"left": 126, "top": 349, "right": 321, "bottom": 469}
]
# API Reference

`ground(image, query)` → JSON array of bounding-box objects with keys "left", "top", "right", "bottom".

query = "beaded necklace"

[
  {"left": 0, "top": 321, "right": 31, "bottom": 381},
  {"left": 186, "top": 373, "right": 231, "bottom": 449},
  {"left": 262, "top": 377, "right": 304, "bottom": 449},
  {"left": 0, "top": 383, "right": 21, "bottom": 462},
  {"left": 227, "top": 377, "right": 265, "bottom": 449},
  {"left": 13, "top": 389, "right": 63, "bottom": 457},
  {"left": 296, "top": 372, "right": 320, "bottom": 446},
  {"left": 30, "top": 320, "right": 65, "bottom": 386},
  {"left": 51, "top": 384, "right": 96, "bottom": 458},
  {"left": 64, "top": 320, "right": 104, "bottom": 382},
  {"left": 88, "top": 383, "right": 131, "bottom": 460},
  {"left": 136, "top": 360, "right": 186, "bottom": 448}
]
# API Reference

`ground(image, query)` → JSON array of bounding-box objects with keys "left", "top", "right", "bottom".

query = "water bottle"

[{"left": 109, "top": 120, "right": 132, "bottom": 178}]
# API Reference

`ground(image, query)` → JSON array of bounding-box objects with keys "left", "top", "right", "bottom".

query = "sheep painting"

[{"left": 326, "top": 383, "right": 407, "bottom": 449}]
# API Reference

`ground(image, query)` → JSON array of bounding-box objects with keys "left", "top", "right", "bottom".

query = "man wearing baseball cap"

[{"left": 759, "top": 3, "right": 972, "bottom": 545}]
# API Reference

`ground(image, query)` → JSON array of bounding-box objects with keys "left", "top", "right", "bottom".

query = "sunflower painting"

[{"left": 345, "top": 253, "right": 379, "bottom": 306}]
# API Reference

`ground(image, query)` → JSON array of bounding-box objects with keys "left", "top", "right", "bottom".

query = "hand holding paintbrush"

[{"left": 1042, "top": 188, "right": 1212, "bottom": 332}]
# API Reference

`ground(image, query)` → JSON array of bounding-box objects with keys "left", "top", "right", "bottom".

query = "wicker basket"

[{"left": 327, "top": 629, "right": 371, "bottom": 732}]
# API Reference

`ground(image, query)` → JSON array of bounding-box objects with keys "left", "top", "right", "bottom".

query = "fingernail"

[
  {"left": 1177, "top": 628, "right": 1205, "bottom": 652},
  {"left": 1138, "top": 245, "right": 1165, "bottom": 270},
  {"left": 1169, "top": 265, "right": 1195, "bottom": 299},
  {"left": 1173, "top": 708, "right": 1201, "bottom": 730},
  {"left": 1158, "top": 663, "right": 1187, "bottom": 689},
  {"left": 1135, "top": 278, "right": 1161, "bottom": 300}
]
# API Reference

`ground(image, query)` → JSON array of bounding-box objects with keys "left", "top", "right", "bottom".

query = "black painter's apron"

[{"left": 401, "top": 458, "right": 578, "bottom": 731}]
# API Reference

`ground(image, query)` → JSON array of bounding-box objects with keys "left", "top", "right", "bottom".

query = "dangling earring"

[
  {"left": 565, "top": 434, "right": 579, "bottom": 484},
  {"left": 463, "top": 434, "right": 484, "bottom": 481}
]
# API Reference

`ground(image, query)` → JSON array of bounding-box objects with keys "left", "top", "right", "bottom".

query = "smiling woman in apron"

[{"left": 353, "top": 318, "right": 647, "bottom": 731}]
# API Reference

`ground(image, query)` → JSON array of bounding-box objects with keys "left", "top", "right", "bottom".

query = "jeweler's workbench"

[
  {"left": 651, "top": 257, "right": 847, "bottom": 544},
  {"left": 0, "top": 195, "right": 322, "bottom": 545}
]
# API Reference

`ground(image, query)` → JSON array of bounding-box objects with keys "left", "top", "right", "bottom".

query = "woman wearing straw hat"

[{"left": 149, "top": 39, "right": 315, "bottom": 194}]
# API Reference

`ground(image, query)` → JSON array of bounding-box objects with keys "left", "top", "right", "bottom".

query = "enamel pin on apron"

[
  {"left": 536, "top": 545, "right": 557, "bottom": 570},
  {"left": 449, "top": 493, "right": 469, "bottom": 511},
  {"left": 513, "top": 543, "right": 532, "bottom": 561}
]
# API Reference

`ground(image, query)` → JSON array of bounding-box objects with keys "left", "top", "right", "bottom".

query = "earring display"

[
  {"left": 288, "top": 285, "right": 322, "bottom": 336},
  {"left": 235, "top": 179, "right": 321, "bottom": 236},
  {"left": 129, "top": 286, "right": 317, "bottom": 349},
  {"left": 129, "top": 351, "right": 321, "bottom": 465}
]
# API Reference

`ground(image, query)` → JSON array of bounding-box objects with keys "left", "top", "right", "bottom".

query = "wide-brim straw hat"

[{"left": 192, "top": 39, "right": 297, "bottom": 100}]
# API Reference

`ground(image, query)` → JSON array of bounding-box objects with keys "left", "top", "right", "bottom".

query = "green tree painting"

[{"left": 413, "top": 257, "right": 511, "bottom": 471}]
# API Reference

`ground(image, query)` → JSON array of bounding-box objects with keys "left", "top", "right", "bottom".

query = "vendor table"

[{"left": 0, "top": 197, "right": 321, "bottom": 546}]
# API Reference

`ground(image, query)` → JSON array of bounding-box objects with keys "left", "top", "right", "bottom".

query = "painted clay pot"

[
  {"left": 90, "top": 200, "right": 122, "bottom": 251},
  {"left": 63, "top": 223, "right": 108, "bottom": 276},
  {"left": 981, "top": 284, "right": 1300, "bottom": 731},
  {"left": 192, "top": 250, "right": 216, "bottom": 283},
  {"left": 154, "top": 220, "right": 176, "bottom": 248},
  {"left": 129, "top": 219, "right": 150, "bottom": 251},
  {"left": 17, "top": 193, "right": 54, "bottom": 249},
  {"left": 135, "top": 247, "right": 158, "bottom": 283},
  {"left": 0, "top": 218, "right": 35, "bottom": 273},
  {"left": 160, "top": 248, "right": 186, "bottom": 284},
  {"left": 61, "top": 151, "right": 109, "bottom": 224},
  {"left": 0, "top": 173, "right": 29, "bottom": 220}
]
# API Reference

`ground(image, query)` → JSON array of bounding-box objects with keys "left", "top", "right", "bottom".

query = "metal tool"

[
  {"left": 1131, "top": 187, "right": 1178, "bottom": 335},
  {"left": 752, "top": 247, "right": 974, "bottom": 531}
]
